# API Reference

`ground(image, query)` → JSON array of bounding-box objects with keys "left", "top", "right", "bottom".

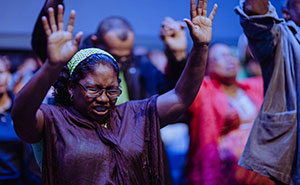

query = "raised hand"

[
  {"left": 42, "top": 5, "right": 83, "bottom": 65},
  {"left": 160, "top": 17, "right": 187, "bottom": 52},
  {"left": 184, "top": 0, "right": 217, "bottom": 45}
]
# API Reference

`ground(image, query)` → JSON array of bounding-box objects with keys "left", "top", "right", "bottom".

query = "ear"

[
  {"left": 90, "top": 35, "right": 98, "bottom": 47},
  {"left": 282, "top": 8, "right": 291, "bottom": 21}
]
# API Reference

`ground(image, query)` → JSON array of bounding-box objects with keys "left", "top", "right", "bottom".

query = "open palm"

[
  {"left": 42, "top": 5, "right": 83, "bottom": 65},
  {"left": 184, "top": 0, "right": 217, "bottom": 45}
]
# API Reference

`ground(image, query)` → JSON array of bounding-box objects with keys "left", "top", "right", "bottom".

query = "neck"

[
  {"left": 222, "top": 83, "right": 239, "bottom": 98},
  {"left": 210, "top": 73, "right": 237, "bottom": 86}
]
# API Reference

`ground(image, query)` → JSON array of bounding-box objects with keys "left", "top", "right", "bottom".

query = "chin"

[{"left": 91, "top": 111, "right": 110, "bottom": 123}]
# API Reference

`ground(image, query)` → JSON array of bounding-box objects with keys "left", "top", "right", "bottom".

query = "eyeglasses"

[{"left": 77, "top": 83, "right": 122, "bottom": 100}]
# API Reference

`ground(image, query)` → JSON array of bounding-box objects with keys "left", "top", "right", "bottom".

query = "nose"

[{"left": 95, "top": 90, "right": 110, "bottom": 103}]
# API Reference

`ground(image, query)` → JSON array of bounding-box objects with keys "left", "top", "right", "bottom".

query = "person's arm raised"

[
  {"left": 157, "top": 0, "right": 217, "bottom": 127},
  {"left": 160, "top": 17, "right": 188, "bottom": 62},
  {"left": 12, "top": 5, "right": 83, "bottom": 143},
  {"left": 244, "top": 0, "right": 269, "bottom": 15},
  {"left": 32, "top": 0, "right": 64, "bottom": 63}
]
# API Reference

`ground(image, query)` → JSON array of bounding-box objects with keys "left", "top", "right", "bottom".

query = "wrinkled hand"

[
  {"left": 184, "top": 0, "right": 217, "bottom": 45},
  {"left": 160, "top": 17, "right": 187, "bottom": 51},
  {"left": 42, "top": 5, "right": 83, "bottom": 65}
]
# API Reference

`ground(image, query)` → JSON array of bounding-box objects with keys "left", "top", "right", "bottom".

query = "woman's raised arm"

[
  {"left": 157, "top": 0, "right": 217, "bottom": 126},
  {"left": 12, "top": 5, "right": 82, "bottom": 143}
]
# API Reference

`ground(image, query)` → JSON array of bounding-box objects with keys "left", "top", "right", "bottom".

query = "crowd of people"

[{"left": 0, "top": 0, "right": 299, "bottom": 184}]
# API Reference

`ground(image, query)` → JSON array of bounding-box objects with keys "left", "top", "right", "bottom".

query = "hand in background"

[
  {"left": 160, "top": 17, "right": 187, "bottom": 52},
  {"left": 184, "top": 0, "right": 217, "bottom": 45},
  {"left": 42, "top": 5, "right": 83, "bottom": 65}
]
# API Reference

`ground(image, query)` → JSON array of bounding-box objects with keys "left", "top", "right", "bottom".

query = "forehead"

[
  {"left": 80, "top": 63, "right": 118, "bottom": 86},
  {"left": 209, "top": 44, "right": 232, "bottom": 57},
  {"left": 103, "top": 30, "right": 134, "bottom": 55}
]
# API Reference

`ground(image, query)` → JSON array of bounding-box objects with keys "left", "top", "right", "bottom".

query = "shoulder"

[
  {"left": 239, "top": 76, "right": 263, "bottom": 89},
  {"left": 197, "top": 77, "right": 222, "bottom": 96},
  {"left": 39, "top": 103, "right": 66, "bottom": 117},
  {"left": 116, "top": 95, "right": 158, "bottom": 114},
  {"left": 188, "top": 77, "right": 219, "bottom": 112}
]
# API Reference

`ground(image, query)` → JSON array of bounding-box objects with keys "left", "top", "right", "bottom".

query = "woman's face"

[
  {"left": 208, "top": 43, "right": 240, "bottom": 82},
  {"left": 72, "top": 63, "right": 119, "bottom": 123}
]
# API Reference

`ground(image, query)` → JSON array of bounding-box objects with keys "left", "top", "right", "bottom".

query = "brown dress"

[{"left": 39, "top": 95, "right": 164, "bottom": 185}]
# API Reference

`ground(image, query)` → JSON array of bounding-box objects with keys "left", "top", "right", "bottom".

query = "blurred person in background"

[
  {"left": 8, "top": 55, "right": 54, "bottom": 105},
  {"left": 9, "top": 56, "right": 39, "bottom": 94},
  {"left": 185, "top": 43, "right": 273, "bottom": 185},
  {"left": 0, "top": 55, "right": 41, "bottom": 185}
]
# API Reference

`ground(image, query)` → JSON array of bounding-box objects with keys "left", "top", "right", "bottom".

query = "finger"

[
  {"left": 161, "top": 24, "right": 173, "bottom": 34},
  {"left": 57, "top": 5, "right": 64, "bottom": 31},
  {"left": 174, "top": 21, "right": 184, "bottom": 31},
  {"left": 42, "top": 16, "right": 52, "bottom": 38},
  {"left": 160, "top": 29, "right": 166, "bottom": 40},
  {"left": 179, "top": 22, "right": 186, "bottom": 29},
  {"left": 161, "top": 17, "right": 170, "bottom": 26},
  {"left": 67, "top": 10, "right": 76, "bottom": 33},
  {"left": 203, "top": 0, "right": 207, "bottom": 17},
  {"left": 184, "top": 18, "right": 195, "bottom": 33},
  {"left": 190, "top": 0, "right": 197, "bottom": 19},
  {"left": 161, "top": 21, "right": 169, "bottom": 29},
  {"left": 209, "top": 4, "right": 218, "bottom": 21},
  {"left": 48, "top": 8, "right": 57, "bottom": 32},
  {"left": 162, "top": 17, "right": 174, "bottom": 28},
  {"left": 165, "top": 17, "right": 174, "bottom": 22},
  {"left": 74, "top": 31, "right": 83, "bottom": 46},
  {"left": 197, "top": 0, "right": 203, "bottom": 16}
]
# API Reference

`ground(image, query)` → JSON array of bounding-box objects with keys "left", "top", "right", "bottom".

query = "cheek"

[
  {"left": 215, "top": 63, "right": 226, "bottom": 73},
  {"left": 74, "top": 94, "right": 92, "bottom": 109},
  {"left": 0, "top": 74, "right": 9, "bottom": 86}
]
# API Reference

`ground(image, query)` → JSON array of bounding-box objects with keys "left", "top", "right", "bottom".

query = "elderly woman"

[
  {"left": 12, "top": 0, "right": 217, "bottom": 184},
  {"left": 185, "top": 43, "right": 273, "bottom": 185}
]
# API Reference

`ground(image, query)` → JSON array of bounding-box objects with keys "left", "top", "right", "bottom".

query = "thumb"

[
  {"left": 74, "top": 31, "right": 83, "bottom": 46},
  {"left": 184, "top": 19, "right": 194, "bottom": 34}
]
